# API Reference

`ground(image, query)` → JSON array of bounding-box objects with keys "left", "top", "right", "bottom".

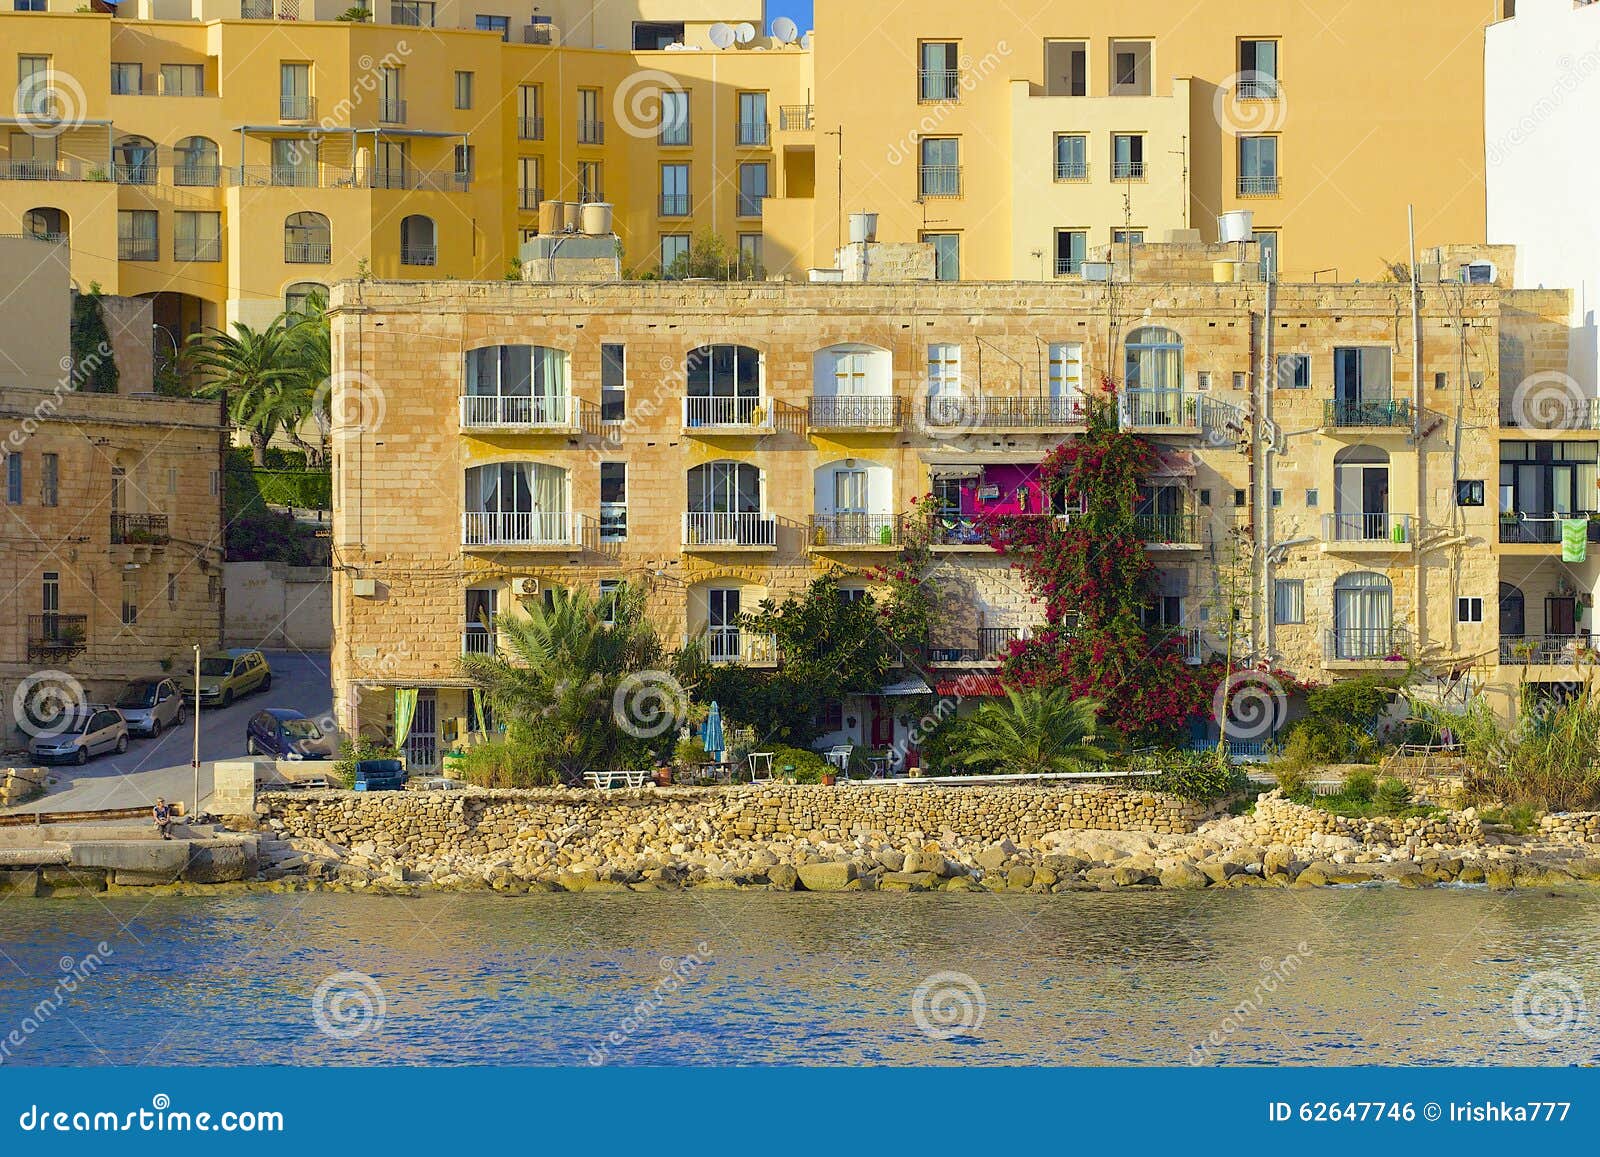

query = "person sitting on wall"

[{"left": 152, "top": 797, "right": 174, "bottom": 841}]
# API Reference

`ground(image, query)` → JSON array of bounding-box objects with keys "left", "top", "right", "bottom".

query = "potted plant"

[
  {"left": 654, "top": 760, "right": 673, "bottom": 787},
  {"left": 821, "top": 769, "right": 837, "bottom": 786}
]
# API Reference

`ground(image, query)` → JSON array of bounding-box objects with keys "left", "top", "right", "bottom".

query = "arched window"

[
  {"left": 173, "top": 136, "right": 219, "bottom": 186},
  {"left": 1331, "top": 572, "right": 1396, "bottom": 659},
  {"left": 113, "top": 135, "right": 156, "bottom": 185},
  {"left": 1499, "top": 582, "right": 1526, "bottom": 638},
  {"left": 685, "top": 344, "right": 761, "bottom": 426},
  {"left": 812, "top": 459, "right": 895, "bottom": 546},
  {"left": 284, "top": 281, "right": 327, "bottom": 316},
  {"left": 463, "top": 462, "right": 569, "bottom": 546},
  {"left": 22, "top": 206, "right": 67, "bottom": 243},
  {"left": 811, "top": 343, "right": 893, "bottom": 427},
  {"left": 400, "top": 214, "right": 436, "bottom": 266},
  {"left": 462, "top": 345, "right": 570, "bottom": 426},
  {"left": 1124, "top": 326, "right": 1183, "bottom": 392},
  {"left": 686, "top": 461, "right": 772, "bottom": 546},
  {"left": 284, "top": 212, "right": 331, "bottom": 264}
]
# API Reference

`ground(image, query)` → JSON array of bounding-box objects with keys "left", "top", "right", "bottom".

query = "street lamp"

[{"left": 192, "top": 643, "right": 201, "bottom": 817}]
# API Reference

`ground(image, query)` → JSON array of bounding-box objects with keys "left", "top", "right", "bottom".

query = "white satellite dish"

[
  {"left": 801, "top": 30, "right": 813, "bottom": 50},
  {"left": 734, "top": 21, "right": 756, "bottom": 43},
  {"left": 708, "top": 22, "right": 735, "bottom": 49},
  {"left": 771, "top": 16, "right": 798, "bottom": 43}
]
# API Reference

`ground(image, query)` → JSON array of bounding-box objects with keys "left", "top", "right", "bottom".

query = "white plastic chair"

[{"left": 747, "top": 752, "right": 775, "bottom": 784}]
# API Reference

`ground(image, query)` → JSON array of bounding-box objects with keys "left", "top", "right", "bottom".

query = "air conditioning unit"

[
  {"left": 350, "top": 578, "right": 377, "bottom": 598},
  {"left": 511, "top": 577, "right": 540, "bottom": 597}
]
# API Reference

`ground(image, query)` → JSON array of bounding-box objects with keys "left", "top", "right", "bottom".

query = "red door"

[{"left": 869, "top": 697, "right": 894, "bottom": 747}]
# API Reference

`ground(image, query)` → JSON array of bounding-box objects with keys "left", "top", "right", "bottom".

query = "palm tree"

[
  {"left": 282, "top": 292, "right": 331, "bottom": 467},
  {"left": 958, "top": 687, "right": 1110, "bottom": 776},
  {"left": 184, "top": 318, "right": 304, "bottom": 466}
]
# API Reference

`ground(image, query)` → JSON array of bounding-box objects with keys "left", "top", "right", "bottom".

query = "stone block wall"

[{"left": 1248, "top": 794, "right": 1485, "bottom": 849}]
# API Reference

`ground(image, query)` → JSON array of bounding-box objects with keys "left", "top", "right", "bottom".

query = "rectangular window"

[
  {"left": 598, "top": 580, "right": 623, "bottom": 624},
  {"left": 1111, "top": 133, "right": 1145, "bottom": 179},
  {"left": 578, "top": 160, "right": 603, "bottom": 203},
  {"left": 454, "top": 143, "right": 474, "bottom": 181},
  {"left": 391, "top": 0, "right": 435, "bottom": 26},
  {"left": 160, "top": 63, "right": 204, "bottom": 96},
  {"left": 518, "top": 156, "right": 542, "bottom": 210},
  {"left": 659, "top": 162, "right": 690, "bottom": 216},
  {"left": 1048, "top": 343, "right": 1083, "bottom": 400},
  {"left": 1276, "top": 353, "right": 1311, "bottom": 389},
  {"left": 117, "top": 210, "right": 158, "bottom": 261},
  {"left": 517, "top": 84, "right": 543, "bottom": 140},
  {"left": 454, "top": 70, "right": 473, "bottom": 109},
  {"left": 1239, "top": 40, "right": 1280, "bottom": 97},
  {"left": 42, "top": 570, "right": 58, "bottom": 613},
  {"left": 1112, "top": 228, "right": 1144, "bottom": 246},
  {"left": 736, "top": 91, "right": 768, "bottom": 145},
  {"left": 378, "top": 64, "right": 404, "bottom": 122},
  {"left": 737, "top": 161, "right": 769, "bottom": 216},
  {"left": 474, "top": 14, "right": 508, "bottom": 39},
  {"left": 14, "top": 1, "right": 47, "bottom": 11},
  {"left": 279, "top": 62, "right": 311, "bottom": 119},
  {"left": 18, "top": 55, "right": 50, "bottom": 117},
  {"left": 918, "top": 138, "right": 959, "bottom": 197},
  {"left": 928, "top": 343, "right": 962, "bottom": 395},
  {"left": 1458, "top": 597, "right": 1484, "bottom": 625},
  {"left": 600, "top": 463, "right": 627, "bottom": 542},
  {"left": 209, "top": 469, "right": 220, "bottom": 497},
  {"left": 633, "top": 21, "right": 684, "bottom": 50},
  {"left": 110, "top": 62, "right": 142, "bottom": 95},
  {"left": 1197, "top": 372, "right": 1213, "bottom": 391},
  {"left": 173, "top": 210, "right": 221, "bottom": 262},
  {"left": 577, "top": 87, "right": 603, "bottom": 144},
  {"left": 1256, "top": 230, "right": 1279, "bottom": 281},
  {"left": 1110, "top": 40, "right": 1152, "bottom": 95},
  {"left": 40, "top": 452, "right": 57, "bottom": 506},
  {"left": 167, "top": 572, "right": 178, "bottom": 607},
  {"left": 1054, "top": 133, "right": 1087, "bottom": 180},
  {"left": 1456, "top": 479, "right": 1485, "bottom": 507},
  {"left": 924, "top": 233, "right": 960, "bottom": 281},
  {"left": 919, "top": 41, "right": 960, "bottom": 102},
  {"left": 121, "top": 571, "right": 138, "bottom": 626},
  {"left": 601, "top": 344, "right": 626, "bottom": 422},
  {"left": 5, "top": 452, "right": 20, "bottom": 504},
  {"left": 1044, "top": 40, "right": 1087, "bottom": 96},
  {"left": 1239, "top": 136, "right": 1280, "bottom": 195},
  {"left": 1274, "top": 580, "right": 1305, "bottom": 625},
  {"left": 1234, "top": 489, "right": 1247, "bottom": 507},
  {"left": 1306, "top": 489, "right": 1319, "bottom": 507},
  {"left": 738, "top": 233, "right": 763, "bottom": 277},
  {"left": 659, "top": 89, "right": 690, "bottom": 145},
  {"left": 660, "top": 233, "right": 689, "bottom": 272},
  {"left": 1271, "top": 489, "right": 1283, "bottom": 507},
  {"left": 1054, "top": 229, "right": 1087, "bottom": 277}
]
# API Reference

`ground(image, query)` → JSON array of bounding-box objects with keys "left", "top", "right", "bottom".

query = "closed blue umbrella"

[{"left": 701, "top": 701, "right": 724, "bottom": 764}]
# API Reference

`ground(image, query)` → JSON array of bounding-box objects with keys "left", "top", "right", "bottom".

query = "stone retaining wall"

[
  {"left": 1540, "top": 812, "right": 1600, "bottom": 844},
  {"left": 262, "top": 785, "right": 1210, "bottom": 856},
  {"left": 1249, "top": 795, "right": 1485, "bottom": 849}
]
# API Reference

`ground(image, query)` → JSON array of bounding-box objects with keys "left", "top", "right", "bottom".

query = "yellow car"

[{"left": 186, "top": 648, "right": 272, "bottom": 709}]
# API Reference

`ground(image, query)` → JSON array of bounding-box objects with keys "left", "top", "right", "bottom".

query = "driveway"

[{"left": 5, "top": 651, "right": 333, "bottom": 815}]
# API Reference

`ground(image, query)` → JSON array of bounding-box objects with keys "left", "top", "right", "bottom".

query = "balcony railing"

[
  {"left": 378, "top": 98, "right": 406, "bottom": 124},
  {"left": 702, "top": 628, "right": 778, "bottom": 665},
  {"left": 1120, "top": 389, "right": 1200, "bottom": 431},
  {"left": 112, "top": 162, "right": 156, "bottom": 186},
  {"left": 117, "top": 237, "right": 159, "bottom": 261},
  {"left": 1236, "top": 77, "right": 1280, "bottom": 100},
  {"left": 458, "top": 394, "right": 574, "bottom": 429},
  {"left": 1238, "top": 174, "right": 1281, "bottom": 197},
  {"left": 658, "top": 124, "right": 691, "bottom": 146},
  {"left": 810, "top": 514, "right": 902, "bottom": 549},
  {"left": 0, "top": 160, "right": 78, "bottom": 182},
  {"left": 1325, "top": 627, "right": 1411, "bottom": 663},
  {"left": 928, "top": 627, "right": 1029, "bottom": 664},
  {"left": 27, "top": 614, "right": 87, "bottom": 662},
  {"left": 175, "top": 238, "right": 221, "bottom": 262},
  {"left": 1500, "top": 635, "right": 1593, "bottom": 665},
  {"left": 462, "top": 511, "right": 580, "bottom": 548},
  {"left": 1502, "top": 398, "right": 1600, "bottom": 430},
  {"left": 683, "top": 396, "right": 771, "bottom": 430},
  {"left": 1134, "top": 513, "right": 1199, "bottom": 545},
  {"left": 517, "top": 116, "right": 545, "bottom": 141},
  {"left": 1054, "top": 160, "right": 1089, "bottom": 181},
  {"left": 519, "top": 186, "right": 543, "bottom": 211},
  {"left": 736, "top": 121, "right": 771, "bottom": 147},
  {"left": 682, "top": 512, "right": 777, "bottom": 548},
  {"left": 918, "top": 70, "right": 962, "bottom": 102},
  {"left": 284, "top": 240, "right": 332, "bottom": 264},
  {"left": 808, "top": 395, "right": 903, "bottom": 429},
  {"left": 1323, "top": 512, "right": 1415, "bottom": 545},
  {"left": 926, "top": 395, "right": 1088, "bottom": 429},
  {"left": 1499, "top": 514, "right": 1600, "bottom": 545},
  {"left": 400, "top": 245, "right": 437, "bottom": 266},
  {"left": 737, "top": 193, "right": 765, "bottom": 217},
  {"left": 173, "top": 164, "right": 221, "bottom": 187},
  {"left": 279, "top": 95, "right": 315, "bottom": 121},
  {"left": 232, "top": 164, "right": 318, "bottom": 188},
  {"left": 659, "top": 192, "right": 691, "bottom": 217},
  {"left": 779, "top": 104, "right": 814, "bottom": 132},
  {"left": 462, "top": 629, "right": 497, "bottom": 657},
  {"left": 1324, "top": 398, "right": 1413, "bottom": 428},
  {"left": 243, "top": 0, "right": 301, "bottom": 16},
  {"left": 577, "top": 118, "right": 604, "bottom": 145},
  {"left": 918, "top": 166, "right": 962, "bottom": 198},
  {"left": 111, "top": 512, "right": 170, "bottom": 546},
  {"left": 1111, "top": 160, "right": 1146, "bottom": 180},
  {"left": 1055, "top": 257, "right": 1085, "bottom": 277},
  {"left": 928, "top": 515, "right": 992, "bottom": 548}
]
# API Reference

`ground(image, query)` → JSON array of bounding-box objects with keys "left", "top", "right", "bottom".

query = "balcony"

[
  {"left": 462, "top": 629, "right": 497, "bottom": 657},
  {"left": 1323, "top": 398, "right": 1413, "bottom": 430},
  {"left": 808, "top": 395, "right": 903, "bottom": 431},
  {"left": 379, "top": 98, "right": 407, "bottom": 125},
  {"left": 779, "top": 104, "right": 814, "bottom": 132},
  {"left": 279, "top": 95, "right": 315, "bottom": 122},
  {"left": 928, "top": 627, "right": 1029, "bottom": 665},
  {"left": 658, "top": 124, "right": 692, "bottom": 147},
  {"left": 577, "top": 119, "right": 604, "bottom": 145},
  {"left": 1120, "top": 389, "right": 1200, "bottom": 433},
  {"left": 1322, "top": 512, "right": 1415, "bottom": 551},
  {"left": 458, "top": 394, "right": 576, "bottom": 431},
  {"left": 112, "top": 162, "right": 156, "bottom": 186},
  {"left": 1111, "top": 161, "right": 1146, "bottom": 180},
  {"left": 927, "top": 395, "right": 1087, "bottom": 432},
  {"left": 737, "top": 193, "right": 765, "bottom": 218},
  {"left": 1499, "top": 514, "right": 1600, "bottom": 546},
  {"left": 701, "top": 628, "right": 778, "bottom": 666},
  {"left": 1236, "top": 77, "right": 1280, "bottom": 100},
  {"left": 0, "top": 160, "right": 80, "bottom": 182},
  {"left": 809, "top": 514, "right": 902, "bottom": 550},
  {"left": 1324, "top": 627, "right": 1411, "bottom": 665},
  {"left": 174, "top": 164, "right": 222, "bottom": 187},
  {"left": 517, "top": 116, "right": 545, "bottom": 141},
  {"left": 736, "top": 121, "right": 770, "bottom": 147},
  {"left": 400, "top": 245, "right": 437, "bottom": 267},
  {"left": 284, "top": 241, "right": 332, "bottom": 264},
  {"left": 918, "top": 166, "right": 962, "bottom": 198},
  {"left": 518, "top": 187, "right": 543, "bottom": 211},
  {"left": 27, "top": 614, "right": 87, "bottom": 663},
  {"left": 175, "top": 238, "right": 221, "bottom": 262},
  {"left": 1054, "top": 160, "right": 1089, "bottom": 182},
  {"left": 683, "top": 396, "right": 772, "bottom": 433},
  {"left": 1238, "top": 174, "right": 1281, "bottom": 197},
  {"left": 1135, "top": 513, "right": 1200, "bottom": 547},
  {"left": 682, "top": 512, "right": 777, "bottom": 550},
  {"left": 111, "top": 512, "right": 169, "bottom": 546},
  {"left": 918, "top": 70, "right": 962, "bottom": 102},
  {"left": 1502, "top": 398, "right": 1600, "bottom": 431},
  {"left": 117, "top": 238, "right": 159, "bottom": 261},
  {"left": 461, "top": 511, "right": 581, "bottom": 550},
  {"left": 658, "top": 192, "right": 691, "bottom": 217},
  {"left": 1500, "top": 635, "right": 1594, "bottom": 666}
]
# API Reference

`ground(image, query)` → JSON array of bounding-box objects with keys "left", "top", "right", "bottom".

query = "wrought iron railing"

[
  {"left": 1499, "top": 635, "right": 1592, "bottom": 665},
  {"left": 1134, "top": 513, "right": 1199, "bottom": 545},
  {"left": 1325, "top": 627, "right": 1411, "bottom": 662},
  {"left": 808, "top": 395, "right": 903, "bottom": 429},
  {"left": 810, "top": 514, "right": 902, "bottom": 548},
  {"left": 111, "top": 512, "right": 170, "bottom": 545},
  {"left": 925, "top": 395, "right": 1088, "bottom": 429},
  {"left": 1324, "top": 398, "right": 1413, "bottom": 428}
]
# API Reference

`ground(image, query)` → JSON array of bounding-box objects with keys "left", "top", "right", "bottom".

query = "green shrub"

[
  {"left": 456, "top": 740, "right": 561, "bottom": 788},
  {"left": 1479, "top": 802, "right": 1540, "bottom": 834},
  {"left": 332, "top": 736, "right": 398, "bottom": 788},
  {"left": 1375, "top": 777, "right": 1412, "bottom": 814},
  {"left": 770, "top": 744, "right": 833, "bottom": 782},
  {"left": 1133, "top": 749, "right": 1250, "bottom": 803},
  {"left": 673, "top": 735, "right": 708, "bottom": 768},
  {"left": 1341, "top": 769, "right": 1377, "bottom": 804},
  {"left": 1274, "top": 763, "right": 1309, "bottom": 800}
]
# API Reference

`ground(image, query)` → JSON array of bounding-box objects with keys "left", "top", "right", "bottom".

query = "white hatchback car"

[{"left": 27, "top": 707, "right": 130, "bottom": 765}]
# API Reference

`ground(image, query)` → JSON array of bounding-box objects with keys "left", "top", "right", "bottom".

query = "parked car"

[
  {"left": 28, "top": 707, "right": 129, "bottom": 765},
  {"left": 245, "top": 708, "right": 337, "bottom": 760},
  {"left": 116, "top": 678, "right": 186, "bottom": 737},
  {"left": 188, "top": 648, "right": 272, "bottom": 709}
]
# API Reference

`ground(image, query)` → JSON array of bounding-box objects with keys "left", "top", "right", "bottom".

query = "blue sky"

[{"left": 769, "top": 1, "right": 814, "bottom": 31}]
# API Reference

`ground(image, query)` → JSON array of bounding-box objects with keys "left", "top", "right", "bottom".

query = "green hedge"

[{"left": 251, "top": 469, "right": 331, "bottom": 510}]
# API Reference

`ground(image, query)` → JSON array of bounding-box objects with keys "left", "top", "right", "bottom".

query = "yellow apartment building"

[
  {"left": 0, "top": 3, "right": 815, "bottom": 339},
  {"left": 762, "top": 0, "right": 1499, "bottom": 282},
  {"left": 0, "top": 235, "right": 227, "bottom": 740},
  {"left": 324, "top": 235, "right": 1582, "bottom": 769}
]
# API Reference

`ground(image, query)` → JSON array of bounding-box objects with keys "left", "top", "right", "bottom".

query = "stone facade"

[{"left": 1246, "top": 794, "right": 1485, "bottom": 850}]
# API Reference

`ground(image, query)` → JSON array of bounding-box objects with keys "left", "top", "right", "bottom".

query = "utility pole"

[
  {"left": 191, "top": 643, "right": 201, "bottom": 816},
  {"left": 825, "top": 126, "right": 844, "bottom": 255}
]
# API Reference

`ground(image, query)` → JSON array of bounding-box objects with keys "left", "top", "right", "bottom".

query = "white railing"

[
  {"left": 683, "top": 395, "right": 771, "bottom": 429},
  {"left": 459, "top": 394, "right": 573, "bottom": 428},
  {"left": 1120, "top": 389, "right": 1200, "bottom": 430},
  {"left": 462, "top": 511, "right": 579, "bottom": 548},
  {"left": 682, "top": 511, "right": 777, "bottom": 548},
  {"left": 461, "top": 629, "right": 496, "bottom": 657},
  {"left": 1323, "top": 512, "right": 1414, "bottom": 545},
  {"left": 701, "top": 628, "right": 778, "bottom": 665}
]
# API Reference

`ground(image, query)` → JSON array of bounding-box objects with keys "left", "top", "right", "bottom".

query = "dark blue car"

[{"left": 245, "top": 709, "right": 337, "bottom": 760}]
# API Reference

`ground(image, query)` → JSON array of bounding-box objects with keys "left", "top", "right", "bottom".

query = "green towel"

[{"left": 1563, "top": 519, "right": 1588, "bottom": 563}]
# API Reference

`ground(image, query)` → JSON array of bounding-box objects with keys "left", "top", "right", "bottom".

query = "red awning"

[{"left": 934, "top": 675, "right": 1007, "bottom": 698}]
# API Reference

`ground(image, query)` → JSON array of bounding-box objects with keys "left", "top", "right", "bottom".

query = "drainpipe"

[
  {"left": 1409, "top": 205, "right": 1425, "bottom": 658},
  {"left": 1260, "top": 276, "right": 1276, "bottom": 662}
]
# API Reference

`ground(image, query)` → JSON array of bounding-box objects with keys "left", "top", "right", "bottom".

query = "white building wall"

[{"left": 1486, "top": 0, "right": 1600, "bottom": 393}]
